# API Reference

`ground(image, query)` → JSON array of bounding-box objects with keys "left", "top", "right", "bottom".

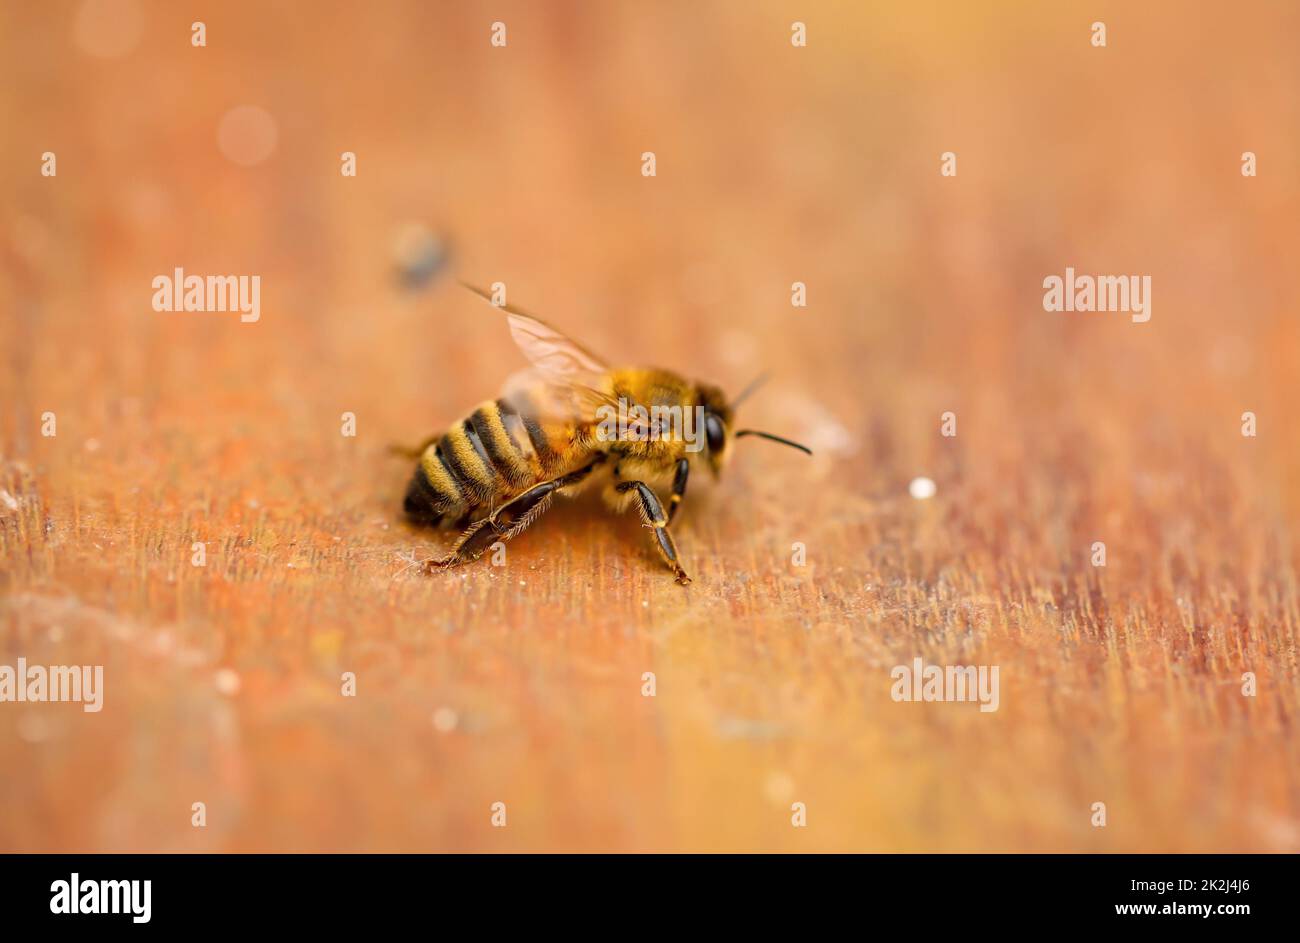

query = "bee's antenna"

[
  {"left": 734, "top": 429, "right": 813, "bottom": 456},
  {"left": 732, "top": 371, "right": 771, "bottom": 409}
]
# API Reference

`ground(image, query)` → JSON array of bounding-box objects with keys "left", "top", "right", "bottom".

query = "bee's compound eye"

[{"left": 705, "top": 414, "right": 726, "bottom": 453}]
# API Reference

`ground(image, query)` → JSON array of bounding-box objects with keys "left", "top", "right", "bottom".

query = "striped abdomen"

[{"left": 403, "top": 396, "right": 589, "bottom": 526}]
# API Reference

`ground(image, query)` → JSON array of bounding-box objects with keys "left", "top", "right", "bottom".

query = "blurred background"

[{"left": 1, "top": 0, "right": 1298, "bottom": 852}]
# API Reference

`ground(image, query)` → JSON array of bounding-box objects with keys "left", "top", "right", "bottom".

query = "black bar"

[{"left": 0, "top": 853, "right": 1285, "bottom": 931}]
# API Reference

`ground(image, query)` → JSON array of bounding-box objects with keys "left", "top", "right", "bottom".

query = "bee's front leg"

[
  {"left": 667, "top": 458, "right": 689, "bottom": 524},
  {"left": 615, "top": 480, "right": 692, "bottom": 585}
]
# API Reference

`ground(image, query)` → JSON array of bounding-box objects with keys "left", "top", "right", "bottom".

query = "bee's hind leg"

[
  {"left": 614, "top": 480, "right": 692, "bottom": 585},
  {"left": 422, "top": 513, "right": 520, "bottom": 573},
  {"left": 421, "top": 458, "right": 604, "bottom": 574},
  {"left": 388, "top": 434, "right": 439, "bottom": 460}
]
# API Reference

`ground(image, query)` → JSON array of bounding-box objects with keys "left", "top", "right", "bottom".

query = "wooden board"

[{"left": 2, "top": 0, "right": 1298, "bottom": 852}]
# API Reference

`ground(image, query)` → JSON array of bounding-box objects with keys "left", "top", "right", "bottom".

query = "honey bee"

[{"left": 400, "top": 284, "right": 811, "bottom": 584}]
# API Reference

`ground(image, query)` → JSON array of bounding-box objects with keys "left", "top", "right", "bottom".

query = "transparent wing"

[
  {"left": 463, "top": 282, "right": 621, "bottom": 423},
  {"left": 499, "top": 368, "right": 615, "bottom": 421},
  {"left": 461, "top": 282, "right": 608, "bottom": 380}
]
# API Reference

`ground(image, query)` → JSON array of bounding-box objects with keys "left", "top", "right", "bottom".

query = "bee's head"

[{"left": 697, "top": 374, "right": 812, "bottom": 478}]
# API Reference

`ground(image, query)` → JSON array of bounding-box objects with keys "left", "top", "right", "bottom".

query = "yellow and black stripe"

[
  {"left": 402, "top": 395, "right": 582, "bottom": 526},
  {"left": 436, "top": 421, "right": 497, "bottom": 503},
  {"left": 472, "top": 400, "right": 536, "bottom": 488},
  {"left": 500, "top": 392, "right": 559, "bottom": 469}
]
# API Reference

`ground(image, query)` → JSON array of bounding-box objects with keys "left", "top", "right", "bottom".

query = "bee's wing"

[
  {"left": 464, "top": 282, "right": 618, "bottom": 421},
  {"left": 499, "top": 368, "right": 618, "bottom": 424},
  {"left": 461, "top": 282, "right": 608, "bottom": 381}
]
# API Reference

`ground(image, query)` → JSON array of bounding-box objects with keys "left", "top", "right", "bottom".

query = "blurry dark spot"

[{"left": 392, "top": 224, "right": 450, "bottom": 291}]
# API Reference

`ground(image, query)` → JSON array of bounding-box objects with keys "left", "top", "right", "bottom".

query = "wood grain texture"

[{"left": 2, "top": 0, "right": 1299, "bottom": 852}]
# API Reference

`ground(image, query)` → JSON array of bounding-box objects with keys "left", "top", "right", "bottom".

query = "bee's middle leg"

[{"left": 615, "top": 480, "right": 691, "bottom": 584}]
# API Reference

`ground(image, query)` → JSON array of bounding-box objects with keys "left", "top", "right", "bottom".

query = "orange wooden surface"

[{"left": 2, "top": 1, "right": 1299, "bottom": 852}]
